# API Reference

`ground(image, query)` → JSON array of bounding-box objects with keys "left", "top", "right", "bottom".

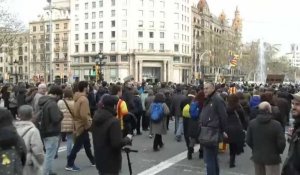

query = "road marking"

[{"left": 137, "top": 145, "right": 200, "bottom": 175}]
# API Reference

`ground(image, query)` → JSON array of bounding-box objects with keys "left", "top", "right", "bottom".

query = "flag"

[{"left": 229, "top": 55, "right": 238, "bottom": 68}]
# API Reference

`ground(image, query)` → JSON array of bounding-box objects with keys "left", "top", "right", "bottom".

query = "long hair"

[
  {"left": 195, "top": 90, "right": 205, "bottom": 108},
  {"left": 227, "top": 94, "right": 240, "bottom": 110}
]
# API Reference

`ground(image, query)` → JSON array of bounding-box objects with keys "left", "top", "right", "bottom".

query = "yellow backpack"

[{"left": 182, "top": 104, "right": 190, "bottom": 118}]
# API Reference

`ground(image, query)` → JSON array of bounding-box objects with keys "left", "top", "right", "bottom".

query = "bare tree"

[{"left": 0, "top": 0, "right": 24, "bottom": 47}]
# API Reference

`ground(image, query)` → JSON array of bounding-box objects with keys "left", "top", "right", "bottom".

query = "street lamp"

[
  {"left": 13, "top": 60, "right": 19, "bottom": 84},
  {"left": 198, "top": 50, "right": 211, "bottom": 83}
]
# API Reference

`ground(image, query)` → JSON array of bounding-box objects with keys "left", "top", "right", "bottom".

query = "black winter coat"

[
  {"left": 282, "top": 119, "right": 300, "bottom": 175},
  {"left": 226, "top": 107, "right": 246, "bottom": 154},
  {"left": 246, "top": 111, "right": 286, "bottom": 165},
  {"left": 92, "top": 107, "right": 131, "bottom": 174}
]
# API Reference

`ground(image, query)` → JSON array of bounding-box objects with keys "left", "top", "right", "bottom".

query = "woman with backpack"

[
  {"left": 226, "top": 94, "right": 247, "bottom": 168},
  {"left": 148, "top": 93, "right": 170, "bottom": 151},
  {"left": 15, "top": 105, "right": 44, "bottom": 175},
  {"left": 0, "top": 107, "right": 27, "bottom": 175}
]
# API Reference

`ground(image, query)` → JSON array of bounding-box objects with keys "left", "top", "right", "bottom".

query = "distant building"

[
  {"left": 28, "top": 4, "right": 70, "bottom": 83},
  {"left": 0, "top": 33, "right": 30, "bottom": 83},
  {"left": 286, "top": 43, "right": 300, "bottom": 67},
  {"left": 70, "top": 0, "right": 192, "bottom": 83},
  {"left": 191, "top": 0, "right": 242, "bottom": 82}
]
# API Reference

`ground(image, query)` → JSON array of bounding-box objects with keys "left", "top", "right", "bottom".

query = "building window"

[
  {"left": 174, "top": 44, "right": 179, "bottom": 52},
  {"left": 75, "top": 34, "right": 79, "bottom": 41},
  {"left": 122, "top": 42, "right": 127, "bottom": 51},
  {"left": 122, "top": 20, "right": 127, "bottom": 27},
  {"left": 149, "top": 0, "right": 154, "bottom": 7},
  {"left": 122, "top": 9, "right": 127, "bottom": 16},
  {"left": 149, "top": 10, "right": 154, "bottom": 18},
  {"left": 160, "top": 11, "right": 165, "bottom": 18},
  {"left": 64, "top": 64, "right": 68, "bottom": 70},
  {"left": 110, "top": 56, "right": 117, "bottom": 62},
  {"left": 139, "top": 0, "right": 143, "bottom": 6},
  {"left": 92, "top": 1, "right": 96, "bottom": 8},
  {"left": 99, "top": 0, "right": 103, "bottom": 7},
  {"left": 122, "top": 0, "right": 127, "bottom": 6},
  {"left": 160, "top": 0, "right": 165, "bottom": 8},
  {"left": 92, "top": 22, "right": 96, "bottom": 29},
  {"left": 122, "top": 30, "right": 127, "bottom": 38},
  {"left": 138, "top": 10, "right": 143, "bottom": 17},
  {"left": 85, "top": 33, "right": 88, "bottom": 40},
  {"left": 138, "top": 20, "right": 143, "bottom": 27},
  {"left": 99, "top": 43, "right": 103, "bottom": 50},
  {"left": 111, "top": 42, "right": 115, "bottom": 51},
  {"left": 85, "top": 23, "right": 88, "bottom": 29},
  {"left": 110, "top": 69, "right": 117, "bottom": 79},
  {"left": 111, "top": 10, "right": 115, "bottom": 17},
  {"left": 149, "top": 43, "right": 154, "bottom": 50},
  {"left": 111, "top": 0, "right": 115, "bottom": 6},
  {"left": 75, "top": 4, "right": 79, "bottom": 10},
  {"left": 175, "top": 2, "right": 179, "bottom": 9},
  {"left": 99, "top": 32, "right": 103, "bottom": 39},
  {"left": 33, "top": 26, "right": 36, "bottom": 32},
  {"left": 75, "top": 24, "right": 79, "bottom": 31},
  {"left": 174, "top": 33, "right": 179, "bottom": 40},
  {"left": 85, "top": 13, "right": 88, "bottom": 19},
  {"left": 84, "top": 56, "right": 89, "bottom": 63},
  {"left": 149, "top": 21, "right": 154, "bottom": 28},
  {"left": 121, "top": 55, "right": 128, "bottom": 62},
  {"left": 99, "top": 21, "right": 103, "bottom": 28},
  {"left": 160, "top": 43, "right": 164, "bottom": 51},
  {"left": 64, "top": 23, "right": 68, "bottom": 29},
  {"left": 85, "top": 2, "right": 88, "bottom": 9},
  {"left": 92, "top": 44, "right": 96, "bottom": 52},
  {"left": 75, "top": 45, "right": 79, "bottom": 52},
  {"left": 160, "top": 32, "right": 164, "bottom": 38},
  {"left": 173, "top": 56, "right": 180, "bottom": 63},
  {"left": 138, "top": 43, "right": 143, "bottom": 50},
  {"left": 85, "top": 44, "right": 89, "bottom": 52},
  {"left": 56, "top": 24, "right": 59, "bottom": 30},
  {"left": 111, "top": 31, "right": 115, "bottom": 38},
  {"left": 40, "top": 25, "right": 44, "bottom": 31},
  {"left": 99, "top": 11, "right": 103, "bottom": 18},
  {"left": 56, "top": 64, "right": 60, "bottom": 71},
  {"left": 111, "top": 21, "right": 115, "bottom": 27},
  {"left": 160, "top": 22, "right": 165, "bottom": 28},
  {"left": 92, "top": 32, "right": 96, "bottom": 39},
  {"left": 92, "top": 12, "right": 96, "bottom": 19},
  {"left": 149, "top": 32, "right": 154, "bottom": 38},
  {"left": 138, "top": 31, "right": 143, "bottom": 38}
]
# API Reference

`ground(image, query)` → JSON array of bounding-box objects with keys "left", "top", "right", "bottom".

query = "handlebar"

[{"left": 122, "top": 147, "right": 138, "bottom": 153}]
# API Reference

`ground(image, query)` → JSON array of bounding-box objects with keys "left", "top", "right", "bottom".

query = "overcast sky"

[{"left": 6, "top": 0, "right": 300, "bottom": 52}]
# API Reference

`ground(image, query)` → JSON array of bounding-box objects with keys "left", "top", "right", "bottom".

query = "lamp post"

[
  {"left": 198, "top": 50, "right": 211, "bottom": 83},
  {"left": 13, "top": 60, "right": 19, "bottom": 84}
]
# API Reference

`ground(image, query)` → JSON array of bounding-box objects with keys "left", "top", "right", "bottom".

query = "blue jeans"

[
  {"left": 66, "top": 133, "right": 73, "bottom": 157},
  {"left": 43, "top": 136, "right": 60, "bottom": 175},
  {"left": 204, "top": 146, "right": 219, "bottom": 175}
]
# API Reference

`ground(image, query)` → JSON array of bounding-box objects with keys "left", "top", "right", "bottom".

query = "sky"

[{"left": 5, "top": 0, "right": 300, "bottom": 53}]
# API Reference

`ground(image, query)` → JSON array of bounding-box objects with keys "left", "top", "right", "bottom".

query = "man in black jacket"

[
  {"left": 247, "top": 102, "right": 286, "bottom": 175},
  {"left": 200, "top": 82, "right": 227, "bottom": 175},
  {"left": 282, "top": 92, "right": 300, "bottom": 175},
  {"left": 92, "top": 95, "right": 132, "bottom": 175},
  {"left": 38, "top": 85, "right": 63, "bottom": 175}
]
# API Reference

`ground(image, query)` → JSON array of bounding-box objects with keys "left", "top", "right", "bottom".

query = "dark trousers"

[
  {"left": 153, "top": 134, "right": 163, "bottom": 149},
  {"left": 9, "top": 107, "right": 17, "bottom": 119},
  {"left": 67, "top": 130, "right": 95, "bottom": 166},
  {"left": 142, "top": 111, "right": 149, "bottom": 130},
  {"left": 166, "top": 114, "right": 170, "bottom": 130},
  {"left": 204, "top": 146, "right": 219, "bottom": 175},
  {"left": 135, "top": 113, "right": 142, "bottom": 133},
  {"left": 99, "top": 173, "right": 118, "bottom": 175},
  {"left": 183, "top": 118, "right": 190, "bottom": 149}
]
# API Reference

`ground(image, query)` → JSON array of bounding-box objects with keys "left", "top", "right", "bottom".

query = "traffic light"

[{"left": 92, "top": 65, "right": 96, "bottom": 72}]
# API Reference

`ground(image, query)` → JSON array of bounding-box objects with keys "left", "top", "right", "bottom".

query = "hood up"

[
  {"left": 256, "top": 111, "right": 272, "bottom": 124},
  {"left": 93, "top": 107, "right": 116, "bottom": 126},
  {"left": 74, "top": 92, "right": 87, "bottom": 102}
]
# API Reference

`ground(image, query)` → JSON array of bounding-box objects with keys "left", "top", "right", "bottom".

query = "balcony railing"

[
  {"left": 62, "top": 37, "right": 68, "bottom": 41},
  {"left": 62, "top": 47, "right": 68, "bottom": 52},
  {"left": 39, "top": 38, "right": 45, "bottom": 43},
  {"left": 54, "top": 38, "right": 60, "bottom": 42},
  {"left": 54, "top": 47, "right": 60, "bottom": 52}
]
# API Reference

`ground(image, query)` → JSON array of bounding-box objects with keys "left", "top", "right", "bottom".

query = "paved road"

[{"left": 52, "top": 121, "right": 289, "bottom": 175}]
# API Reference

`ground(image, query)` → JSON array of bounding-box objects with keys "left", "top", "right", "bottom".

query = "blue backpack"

[
  {"left": 150, "top": 103, "right": 164, "bottom": 123},
  {"left": 189, "top": 101, "right": 201, "bottom": 120}
]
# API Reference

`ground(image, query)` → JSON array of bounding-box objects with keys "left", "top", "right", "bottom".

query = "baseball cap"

[{"left": 292, "top": 92, "right": 300, "bottom": 101}]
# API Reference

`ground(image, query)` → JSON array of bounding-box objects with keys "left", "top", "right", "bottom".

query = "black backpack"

[{"left": 0, "top": 146, "right": 23, "bottom": 175}]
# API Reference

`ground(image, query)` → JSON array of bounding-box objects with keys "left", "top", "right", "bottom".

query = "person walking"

[
  {"left": 57, "top": 88, "right": 75, "bottom": 157},
  {"left": 15, "top": 105, "right": 44, "bottom": 175},
  {"left": 171, "top": 85, "right": 185, "bottom": 142},
  {"left": 199, "top": 82, "right": 228, "bottom": 175},
  {"left": 38, "top": 85, "right": 63, "bottom": 175},
  {"left": 148, "top": 93, "right": 170, "bottom": 151},
  {"left": 247, "top": 102, "right": 286, "bottom": 175},
  {"left": 133, "top": 89, "right": 143, "bottom": 135},
  {"left": 92, "top": 95, "right": 132, "bottom": 175},
  {"left": 282, "top": 92, "right": 300, "bottom": 175},
  {"left": 66, "top": 81, "right": 95, "bottom": 171},
  {"left": 226, "top": 94, "right": 247, "bottom": 168}
]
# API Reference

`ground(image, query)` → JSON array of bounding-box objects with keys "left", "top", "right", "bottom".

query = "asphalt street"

[{"left": 52, "top": 120, "right": 290, "bottom": 175}]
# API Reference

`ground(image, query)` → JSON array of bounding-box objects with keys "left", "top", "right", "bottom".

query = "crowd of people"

[{"left": 0, "top": 80, "right": 299, "bottom": 175}]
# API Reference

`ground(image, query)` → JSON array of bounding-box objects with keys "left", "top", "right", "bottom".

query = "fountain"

[{"left": 256, "top": 40, "right": 266, "bottom": 83}]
